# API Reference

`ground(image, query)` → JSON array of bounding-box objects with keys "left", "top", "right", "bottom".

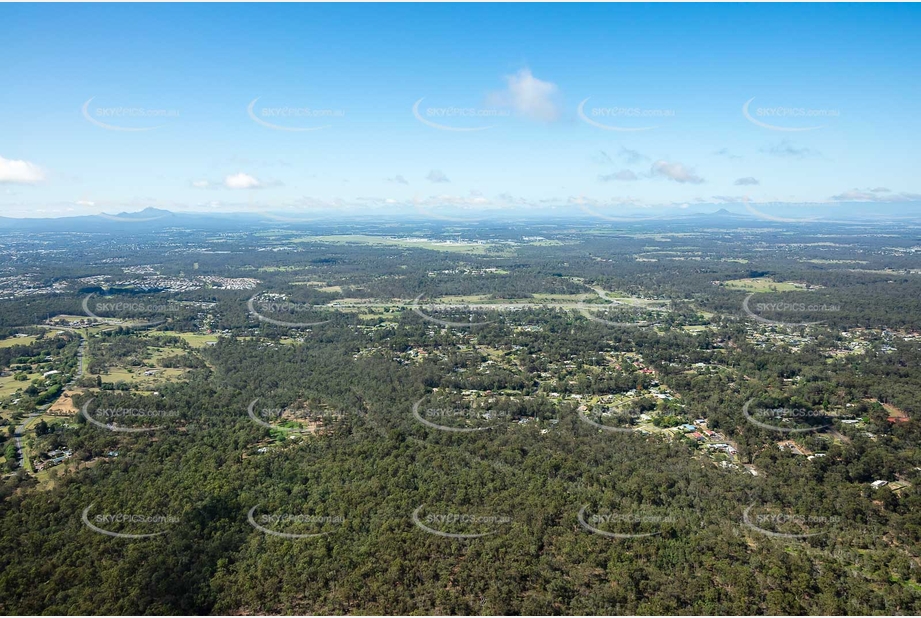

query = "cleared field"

[
  {"left": 721, "top": 278, "right": 807, "bottom": 292},
  {"left": 437, "top": 294, "right": 493, "bottom": 303},
  {"left": 880, "top": 401, "right": 909, "bottom": 419},
  {"left": 45, "top": 318, "right": 120, "bottom": 336},
  {"left": 290, "top": 281, "right": 344, "bottom": 292},
  {"left": 801, "top": 259, "right": 868, "bottom": 264},
  {"left": 100, "top": 367, "right": 187, "bottom": 387},
  {"left": 148, "top": 331, "right": 219, "bottom": 348},
  {"left": 0, "top": 335, "right": 38, "bottom": 348},
  {"left": 257, "top": 266, "right": 314, "bottom": 272},
  {"left": 328, "top": 290, "right": 672, "bottom": 318},
  {"left": 358, "top": 312, "right": 388, "bottom": 320},
  {"left": 290, "top": 235, "right": 514, "bottom": 255},
  {"left": 0, "top": 373, "right": 40, "bottom": 398},
  {"left": 531, "top": 293, "right": 587, "bottom": 301},
  {"left": 46, "top": 390, "right": 80, "bottom": 416},
  {"left": 433, "top": 293, "right": 589, "bottom": 305}
]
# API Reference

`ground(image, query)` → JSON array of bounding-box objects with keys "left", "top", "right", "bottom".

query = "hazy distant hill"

[{"left": 0, "top": 203, "right": 919, "bottom": 233}]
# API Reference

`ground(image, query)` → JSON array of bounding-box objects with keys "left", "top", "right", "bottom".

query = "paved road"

[{"left": 12, "top": 331, "right": 86, "bottom": 473}]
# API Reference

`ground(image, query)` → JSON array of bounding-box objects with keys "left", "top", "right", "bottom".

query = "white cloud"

[
  {"left": 224, "top": 173, "right": 262, "bottom": 189},
  {"left": 426, "top": 169, "right": 450, "bottom": 183},
  {"left": 75, "top": 200, "right": 95, "bottom": 206},
  {"left": 618, "top": 147, "right": 647, "bottom": 165},
  {"left": 650, "top": 160, "right": 705, "bottom": 184},
  {"left": 416, "top": 194, "right": 491, "bottom": 207},
  {"left": 487, "top": 68, "right": 561, "bottom": 122},
  {"left": 497, "top": 193, "right": 540, "bottom": 207},
  {"left": 592, "top": 151, "right": 613, "bottom": 165},
  {"left": 596, "top": 148, "right": 647, "bottom": 166},
  {"left": 830, "top": 189, "right": 873, "bottom": 201},
  {"left": 714, "top": 148, "right": 742, "bottom": 160},
  {"left": 734, "top": 177, "right": 760, "bottom": 186},
  {"left": 0, "top": 156, "right": 45, "bottom": 184},
  {"left": 599, "top": 170, "right": 638, "bottom": 182},
  {"left": 830, "top": 188, "right": 921, "bottom": 202},
  {"left": 291, "top": 196, "right": 347, "bottom": 210},
  {"left": 192, "top": 180, "right": 211, "bottom": 188},
  {"left": 387, "top": 175, "right": 409, "bottom": 185},
  {"left": 761, "top": 140, "right": 818, "bottom": 158},
  {"left": 566, "top": 195, "right": 668, "bottom": 210}
]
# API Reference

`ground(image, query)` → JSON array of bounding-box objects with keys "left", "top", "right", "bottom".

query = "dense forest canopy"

[{"left": 1, "top": 218, "right": 921, "bottom": 614}]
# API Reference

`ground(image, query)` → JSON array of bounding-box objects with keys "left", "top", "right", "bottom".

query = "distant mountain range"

[{"left": 0, "top": 203, "right": 918, "bottom": 232}]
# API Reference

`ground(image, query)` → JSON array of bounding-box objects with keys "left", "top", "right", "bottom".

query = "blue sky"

[{"left": 1, "top": 3, "right": 920, "bottom": 219}]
